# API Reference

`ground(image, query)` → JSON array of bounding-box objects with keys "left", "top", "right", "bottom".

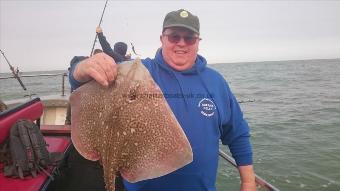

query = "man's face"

[{"left": 160, "top": 27, "right": 200, "bottom": 71}]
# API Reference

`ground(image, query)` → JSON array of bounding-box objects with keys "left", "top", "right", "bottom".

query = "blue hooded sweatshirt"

[{"left": 69, "top": 50, "right": 253, "bottom": 191}]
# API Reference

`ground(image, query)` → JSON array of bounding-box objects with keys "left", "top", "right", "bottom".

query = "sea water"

[{"left": 1, "top": 59, "right": 339, "bottom": 190}]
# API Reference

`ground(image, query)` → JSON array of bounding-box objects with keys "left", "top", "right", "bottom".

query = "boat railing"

[
  {"left": 219, "top": 150, "right": 280, "bottom": 191},
  {"left": 0, "top": 73, "right": 69, "bottom": 97}
]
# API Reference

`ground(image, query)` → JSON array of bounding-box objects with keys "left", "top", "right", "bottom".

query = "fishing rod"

[
  {"left": 90, "top": 0, "right": 109, "bottom": 56},
  {"left": 0, "top": 49, "right": 27, "bottom": 90}
]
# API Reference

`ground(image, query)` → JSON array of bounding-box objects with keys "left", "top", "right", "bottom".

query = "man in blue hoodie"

[{"left": 69, "top": 9, "right": 256, "bottom": 191}]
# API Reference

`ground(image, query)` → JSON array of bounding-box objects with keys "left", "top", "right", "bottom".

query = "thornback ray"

[{"left": 70, "top": 59, "right": 193, "bottom": 191}]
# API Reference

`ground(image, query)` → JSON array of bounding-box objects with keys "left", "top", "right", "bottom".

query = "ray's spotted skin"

[{"left": 70, "top": 59, "right": 193, "bottom": 191}]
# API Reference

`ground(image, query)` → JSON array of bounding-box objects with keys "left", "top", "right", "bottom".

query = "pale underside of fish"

[{"left": 70, "top": 59, "right": 193, "bottom": 191}]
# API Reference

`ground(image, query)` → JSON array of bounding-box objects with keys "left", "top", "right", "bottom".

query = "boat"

[
  {"left": 0, "top": 73, "right": 280, "bottom": 191},
  {"left": 0, "top": 97, "right": 71, "bottom": 191}
]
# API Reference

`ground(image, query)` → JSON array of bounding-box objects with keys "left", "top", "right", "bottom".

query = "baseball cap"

[{"left": 163, "top": 9, "right": 200, "bottom": 34}]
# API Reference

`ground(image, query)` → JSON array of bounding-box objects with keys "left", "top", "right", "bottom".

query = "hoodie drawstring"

[{"left": 169, "top": 71, "right": 190, "bottom": 111}]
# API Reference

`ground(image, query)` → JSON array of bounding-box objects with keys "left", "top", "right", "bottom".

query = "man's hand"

[
  {"left": 73, "top": 53, "right": 117, "bottom": 87},
  {"left": 238, "top": 165, "right": 257, "bottom": 191},
  {"left": 96, "top": 26, "right": 103, "bottom": 33}
]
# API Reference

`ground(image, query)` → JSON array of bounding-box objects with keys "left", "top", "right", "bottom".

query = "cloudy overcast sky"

[{"left": 0, "top": 0, "right": 339, "bottom": 72}]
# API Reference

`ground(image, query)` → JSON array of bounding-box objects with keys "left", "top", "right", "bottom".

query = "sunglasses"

[{"left": 163, "top": 33, "right": 201, "bottom": 45}]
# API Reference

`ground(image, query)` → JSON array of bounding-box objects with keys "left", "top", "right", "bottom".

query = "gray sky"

[{"left": 0, "top": 0, "right": 340, "bottom": 72}]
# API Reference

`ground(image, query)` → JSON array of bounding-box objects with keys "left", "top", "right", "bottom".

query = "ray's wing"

[
  {"left": 115, "top": 62, "right": 193, "bottom": 182},
  {"left": 70, "top": 80, "right": 109, "bottom": 161},
  {"left": 70, "top": 60, "right": 193, "bottom": 191}
]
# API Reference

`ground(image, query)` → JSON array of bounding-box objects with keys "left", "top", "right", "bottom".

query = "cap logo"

[{"left": 180, "top": 10, "right": 189, "bottom": 18}]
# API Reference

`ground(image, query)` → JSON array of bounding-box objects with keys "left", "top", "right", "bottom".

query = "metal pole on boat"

[
  {"left": 0, "top": 49, "right": 27, "bottom": 91},
  {"left": 62, "top": 73, "right": 67, "bottom": 96},
  {"left": 90, "top": 0, "right": 109, "bottom": 56}
]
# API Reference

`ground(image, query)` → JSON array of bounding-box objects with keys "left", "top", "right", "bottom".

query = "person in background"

[
  {"left": 125, "top": 52, "right": 132, "bottom": 60},
  {"left": 93, "top": 48, "right": 103, "bottom": 55},
  {"left": 69, "top": 9, "right": 256, "bottom": 191},
  {"left": 96, "top": 26, "right": 128, "bottom": 62},
  {"left": 0, "top": 100, "right": 7, "bottom": 112}
]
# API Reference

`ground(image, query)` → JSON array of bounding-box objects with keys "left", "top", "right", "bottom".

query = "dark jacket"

[{"left": 97, "top": 32, "right": 127, "bottom": 62}]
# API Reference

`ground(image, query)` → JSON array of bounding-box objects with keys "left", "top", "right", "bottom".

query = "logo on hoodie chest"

[{"left": 198, "top": 98, "right": 216, "bottom": 117}]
